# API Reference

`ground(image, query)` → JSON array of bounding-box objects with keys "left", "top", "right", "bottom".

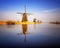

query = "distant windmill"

[{"left": 17, "top": 0, "right": 32, "bottom": 22}]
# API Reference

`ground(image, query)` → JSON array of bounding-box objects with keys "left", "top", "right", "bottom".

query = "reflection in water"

[
  {"left": 22, "top": 24, "right": 28, "bottom": 35},
  {"left": 6, "top": 25, "right": 15, "bottom": 28},
  {"left": 17, "top": 24, "right": 36, "bottom": 42},
  {"left": 22, "top": 24, "right": 28, "bottom": 42},
  {"left": 17, "top": 24, "right": 28, "bottom": 42},
  {"left": 34, "top": 24, "right": 36, "bottom": 29},
  {"left": 0, "top": 24, "right": 60, "bottom": 47}
]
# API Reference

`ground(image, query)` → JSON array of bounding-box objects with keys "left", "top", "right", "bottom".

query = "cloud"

[
  {"left": 0, "top": 11, "right": 22, "bottom": 21},
  {"left": 33, "top": 8, "right": 60, "bottom": 22},
  {"left": 0, "top": 8, "right": 60, "bottom": 22},
  {"left": 42, "top": 8, "right": 60, "bottom": 12}
]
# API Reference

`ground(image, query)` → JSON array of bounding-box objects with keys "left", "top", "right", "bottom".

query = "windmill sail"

[{"left": 25, "top": 3, "right": 26, "bottom": 13}]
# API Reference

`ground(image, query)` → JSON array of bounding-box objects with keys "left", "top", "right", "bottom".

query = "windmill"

[
  {"left": 17, "top": 0, "right": 32, "bottom": 42},
  {"left": 17, "top": 24, "right": 32, "bottom": 42},
  {"left": 17, "top": 1, "right": 32, "bottom": 22}
]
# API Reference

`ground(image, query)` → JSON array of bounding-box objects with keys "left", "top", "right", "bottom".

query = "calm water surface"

[{"left": 0, "top": 23, "right": 60, "bottom": 47}]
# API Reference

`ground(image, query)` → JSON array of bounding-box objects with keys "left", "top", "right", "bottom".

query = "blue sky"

[
  {"left": 0, "top": 0, "right": 60, "bottom": 11},
  {"left": 0, "top": 0, "right": 60, "bottom": 22}
]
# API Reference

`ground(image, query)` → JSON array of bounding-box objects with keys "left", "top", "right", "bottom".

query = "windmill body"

[{"left": 22, "top": 13, "right": 28, "bottom": 22}]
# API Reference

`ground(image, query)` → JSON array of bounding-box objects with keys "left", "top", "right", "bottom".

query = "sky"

[{"left": 0, "top": 0, "right": 60, "bottom": 22}]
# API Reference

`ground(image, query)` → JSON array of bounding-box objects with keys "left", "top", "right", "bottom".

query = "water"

[{"left": 0, "top": 23, "right": 60, "bottom": 47}]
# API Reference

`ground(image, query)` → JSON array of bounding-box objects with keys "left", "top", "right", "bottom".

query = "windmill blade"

[
  {"left": 26, "top": 13, "right": 33, "bottom": 15},
  {"left": 26, "top": 13, "right": 33, "bottom": 16},
  {"left": 17, "top": 12, "right": 23, "bottom": 14}
]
